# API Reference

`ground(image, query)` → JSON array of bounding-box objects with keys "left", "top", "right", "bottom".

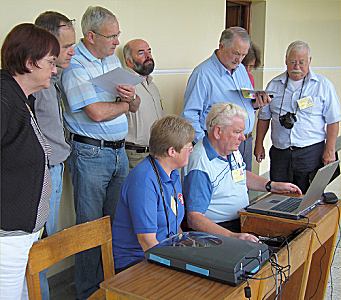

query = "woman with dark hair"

[
  {"left": 0, "top": 23, "right": 59, "bottom": 299},
  {"left": 242, "top": 42, "right": 261, "bottom": 88}
]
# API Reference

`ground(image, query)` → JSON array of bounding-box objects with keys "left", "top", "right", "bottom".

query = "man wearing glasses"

[
  {"left": 34, "top": 11, "right": 76, "bottom": 300},
  {"left": 61, "top": 6, "right": 140, "bottom": 299},
  {"left": 182, "top": 27, "right": 271, "bottom": 172},
  {"left": 254, "top": 41, "right": 340, "bottom": 193}
]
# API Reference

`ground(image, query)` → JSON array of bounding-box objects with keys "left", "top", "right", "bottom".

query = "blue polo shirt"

[
  {"left": 112, "top": 157, "right": 184, "bottom": 270},
  {"left": 182, "top": 51, "right": 254, "bottom": 143},
  {"left": 61, "top": 40, "right": 128, "bottom": 141},
  {"left": 183, "top": 136, "right": 249, "bottom": 222}
]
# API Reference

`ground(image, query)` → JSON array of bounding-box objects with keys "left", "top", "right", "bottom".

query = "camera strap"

[{"left": 279, "top": 73, "right": 306, "bottom": 117}]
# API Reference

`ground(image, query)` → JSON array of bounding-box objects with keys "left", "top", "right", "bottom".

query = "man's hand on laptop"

[{"left": 270, "top": 182, "right": 302, "bottom": 195}]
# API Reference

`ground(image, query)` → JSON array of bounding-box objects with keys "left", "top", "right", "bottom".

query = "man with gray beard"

[
  {"left": 254, "top": 40, "right": 340, "bottom": 193},
  {"left": 123, "top": 39, "right": 164, "bottom": 168}
]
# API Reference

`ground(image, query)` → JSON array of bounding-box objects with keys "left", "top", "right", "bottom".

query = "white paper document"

[{"left": 90, "top": 67, "right": 143, "bottom": 96}]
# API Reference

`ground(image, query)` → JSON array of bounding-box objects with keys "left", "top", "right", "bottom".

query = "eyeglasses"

[
  {"left": 92, "top": 31, "right": 121, "bottom": 41},
  {"left": 57, "top": 19, "right": 76, "bottom": 28},
  {"left": 182, "top": 145, "right": 194, "bottom": 153},
  {"left": 288, "top": 60, "right": 307, "bottom": 67},
  {"left": 43, "top": 59, "right": 57, "bottom": 68}
]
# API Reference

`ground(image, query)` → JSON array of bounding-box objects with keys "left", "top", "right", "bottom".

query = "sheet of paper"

[{"left": 90, "top": 67, "right": 143, "bottom": 96}]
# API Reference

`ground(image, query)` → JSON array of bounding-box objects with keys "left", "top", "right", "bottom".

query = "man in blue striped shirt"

[{"left": 61, "top": 6, "right": 140, "bottom": 299}]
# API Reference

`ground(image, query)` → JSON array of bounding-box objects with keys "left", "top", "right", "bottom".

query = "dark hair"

[
  {"left": 1, "top": 23, "right": 60, "bottom": 76},
  {"left": 242, "top": 42, "right": 261, "bottom": 69},
  {"left": 35, "top": 11, "right": 74, "bottom": 37}
]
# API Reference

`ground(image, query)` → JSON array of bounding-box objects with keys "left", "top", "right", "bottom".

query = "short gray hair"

[
  {"left": 81, "top": 6, "right": 117, "bottom": 36},
  {"left": 219, "top": 27, "right": 250, "bottom": 48},
  {"left": 286, "top": 40, "right": 311, "bottom": 58},
  {"left": 206, "top": 103, "right": 247, "bottom": 132},
  {"left": 123, "top": 42, "right": 132, "bottom": 64}
]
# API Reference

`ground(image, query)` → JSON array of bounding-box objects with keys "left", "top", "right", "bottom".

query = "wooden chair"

[{"left": 25, "top": 216, "right": 114, "bottom": 300}]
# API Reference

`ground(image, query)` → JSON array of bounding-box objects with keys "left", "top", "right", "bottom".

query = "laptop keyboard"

[{"left": 271, "top": 197, "right": 303, "bottom": 212}]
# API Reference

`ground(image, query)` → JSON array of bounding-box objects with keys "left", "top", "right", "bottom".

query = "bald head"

[{"left": 123, "top": 39, "right": 155, "bottom": 76}]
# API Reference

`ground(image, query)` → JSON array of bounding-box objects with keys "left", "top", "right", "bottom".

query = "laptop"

[{"left": 245, "top": 160, "right": 339, "bottom": 220}]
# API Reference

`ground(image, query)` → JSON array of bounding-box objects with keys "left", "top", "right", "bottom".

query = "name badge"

[
  {"left": 297, "top": 96, "right": 314, "bottom": 110},
  {"left": 232, "top": 168, "right": 245, "bottom": 183},
  {"left": 171, "top": 196, "right": 178, "bottom": 216}
]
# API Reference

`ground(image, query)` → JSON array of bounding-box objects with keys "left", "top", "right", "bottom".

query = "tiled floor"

[{"left": 325, "top": 176, "right": 341, "bottom": 300}]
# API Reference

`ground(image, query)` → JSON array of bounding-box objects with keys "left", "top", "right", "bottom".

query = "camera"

[{"left": 279, "top": 112, "right": 297, "bottom": 129}]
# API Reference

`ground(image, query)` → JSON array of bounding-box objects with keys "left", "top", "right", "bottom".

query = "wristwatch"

[{"left": 265, "top": 180, "right": 272, "bottom": 192}]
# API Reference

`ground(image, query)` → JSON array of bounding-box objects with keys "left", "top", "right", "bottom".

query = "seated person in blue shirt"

[
  {"left": 183, "top": 103, "right": 302, "bottom": 242},
  {"left": 112, "top": 115, "right": 195, "bottom": 272}
]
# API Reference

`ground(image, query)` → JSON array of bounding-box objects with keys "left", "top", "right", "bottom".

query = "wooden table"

[
  {"left": 240, "top": 201, "right": 340, "bottom": 300},
  {"left": 100, "top": 202, "right": 339, "bottom": 300}
]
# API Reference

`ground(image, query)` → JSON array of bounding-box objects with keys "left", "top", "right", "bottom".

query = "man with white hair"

[
  {"left": 183, "top": 103, "right": 301, "bottom": 241},
  {"left": 254, "top": 40, "right": 341, "bottom": 193}
]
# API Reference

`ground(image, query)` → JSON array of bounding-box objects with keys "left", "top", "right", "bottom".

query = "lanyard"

[
  {"left": 279, "top": 74, "right": 306, "bottom": 116},
  {"left": 148, "top": 155, "right": 178, "bottom": 238}
]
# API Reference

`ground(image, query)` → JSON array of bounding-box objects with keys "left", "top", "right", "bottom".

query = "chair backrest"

[{"left": 25, "top": 216, "right": 114, "bottom": 300}]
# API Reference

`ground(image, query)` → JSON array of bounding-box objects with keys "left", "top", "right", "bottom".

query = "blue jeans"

[
  {"left": 67, "top": 141, "right": 128, "bottom": 300},
  {"left": 39, "top": 163, "right": 64, "bottom": 300}
]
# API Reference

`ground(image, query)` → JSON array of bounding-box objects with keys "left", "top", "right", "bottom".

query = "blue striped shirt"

[{"left": 61, "top": 40, "right": 127, "bottom": 141}]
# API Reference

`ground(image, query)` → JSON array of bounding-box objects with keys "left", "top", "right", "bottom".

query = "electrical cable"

[
  {"left": 328, "top": 205, "right": 341, "bottom": 300},
  {"left": 246, "top": 234, "right": 293, "bottom": 300},
  {"left": 299, "top": 215, "right": 327, "bottom": 300}
]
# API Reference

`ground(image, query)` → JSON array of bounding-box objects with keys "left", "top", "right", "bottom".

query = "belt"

[
  {"left": 71, "top": 134, "right": 125, "bottom": 149},
  {"left": 244, "top": 132, "right": 252, "bottom": 139},
  {"left": 125, "top": 143, "right": 150, "bottom": 153},
  {"left": 288, "top": 146, "right": 303, "bottom": 151}
]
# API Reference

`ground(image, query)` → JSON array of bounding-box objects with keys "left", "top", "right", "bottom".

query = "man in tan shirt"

[{"left": 123, "top": 39, "right": 164, "bottom": 169}]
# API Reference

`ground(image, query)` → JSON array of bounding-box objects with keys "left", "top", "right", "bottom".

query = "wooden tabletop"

[
  {"left": 101, "top": 229, "right": 314, "bottom": 300},
  {"left": 240, "top": 199, "right": 340, "bottom": 236},
  {"left": 101, "top": 202, "right": 340, "bottom": 300}
]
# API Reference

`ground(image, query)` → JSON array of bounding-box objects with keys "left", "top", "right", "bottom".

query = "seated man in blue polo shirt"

[
  {"left": 183, "top": 103, "right": 301, "bottom": 241},
  {"left": 112, "top": 115, "right": 195, "bottom": 272}
]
